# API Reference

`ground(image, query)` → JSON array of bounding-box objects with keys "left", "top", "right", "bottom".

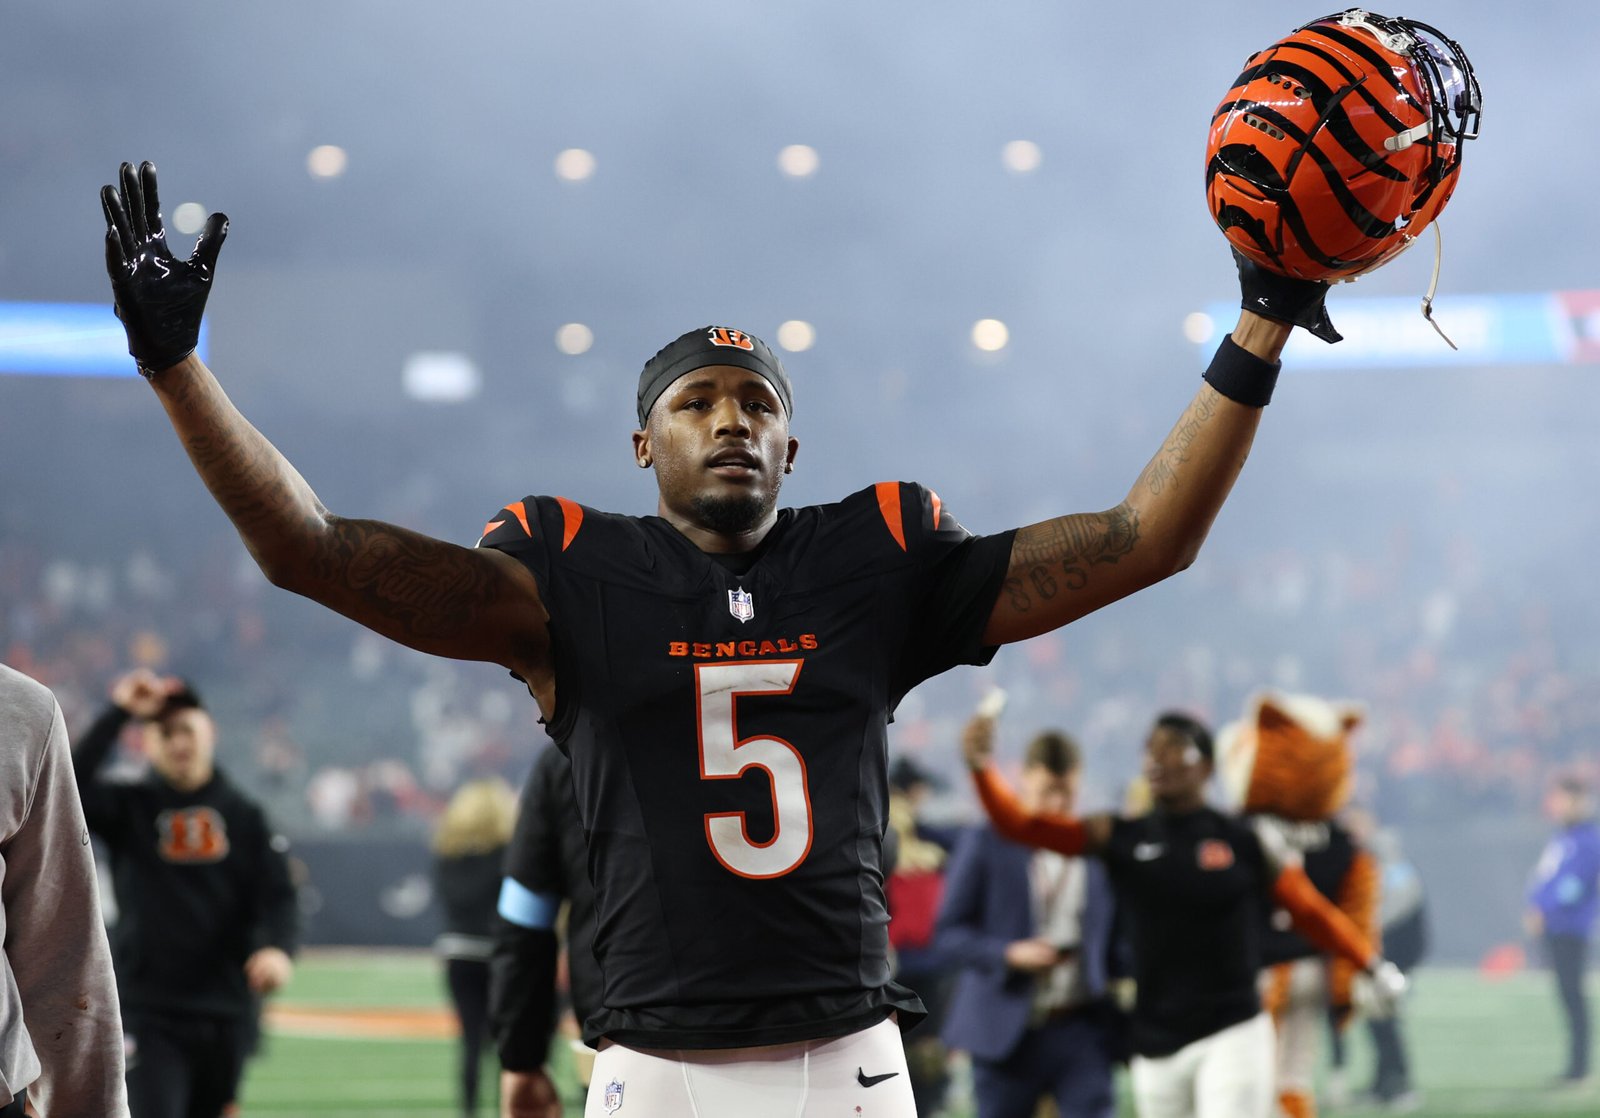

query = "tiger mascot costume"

[{"left": 1218, "top": 692, "right": 1380, "bottom": 1118}]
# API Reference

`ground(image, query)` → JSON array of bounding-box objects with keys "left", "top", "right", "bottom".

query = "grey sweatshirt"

[{"left": 0, "top": 664, "right": 129, "bottom": 1116}]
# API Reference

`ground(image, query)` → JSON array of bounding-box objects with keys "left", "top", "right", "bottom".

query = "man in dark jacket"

[
  {"left": 76, "top": 669, "right": 299, "bottom": 1118},
  {"left": 936, "top": 728, "right": 1119, "bottom": 1118}
]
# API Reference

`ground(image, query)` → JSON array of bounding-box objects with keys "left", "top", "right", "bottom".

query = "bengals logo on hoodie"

[{"left": 156, "top": 807, "right": 230, "bottom": 863}]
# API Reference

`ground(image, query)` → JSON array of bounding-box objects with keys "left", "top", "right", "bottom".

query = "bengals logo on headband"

[{"left": 707, "top": 327, "right": 754, "bottom": 351}]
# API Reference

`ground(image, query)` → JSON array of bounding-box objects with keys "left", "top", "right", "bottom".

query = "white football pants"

[
  {"left": 1129, "top": 1011, "right": 1276, "bottom": 1118},
  {"left": 584, "top": 1016, "right": 916, "bottom": 1118}
]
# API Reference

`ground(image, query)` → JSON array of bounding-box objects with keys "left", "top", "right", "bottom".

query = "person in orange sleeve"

[{"left": 962, "top": 709, "right": 1405, "bottom": 1118}]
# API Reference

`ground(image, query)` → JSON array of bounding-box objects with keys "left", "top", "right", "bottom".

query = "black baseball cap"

[
  {"left": 152, "top": 680, "right": 205, "bottom": 721},
  {"left": 636, "top": 326, "right": 793, "bottom": 428}
]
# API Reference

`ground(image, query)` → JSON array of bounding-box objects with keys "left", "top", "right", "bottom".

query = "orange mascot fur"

[{"left": 1218, "top": 692, "right": 1380, "bottom": 1118}]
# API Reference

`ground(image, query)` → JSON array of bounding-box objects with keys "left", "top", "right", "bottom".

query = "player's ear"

[
  {"left": 632, "top": 428, "right": 652, "bottom": 470},
  {"left": 784, "top": 436, "right": 799, "bottom": 474}
]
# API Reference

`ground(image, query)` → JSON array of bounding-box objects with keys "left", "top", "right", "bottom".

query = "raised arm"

[
  {"left": 982, "top": 310, "right": 1288, "bottom": 645},
  {"left": 101, "top": 162, "right": 552, "bottom": 693},
  {"left": 959, "top": 713, "right": 1113, "bottom": 856}
]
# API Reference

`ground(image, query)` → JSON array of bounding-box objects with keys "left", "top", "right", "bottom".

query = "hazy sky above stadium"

[{"left": 0, "top": 0, "right": 1593, "bottom": 585}]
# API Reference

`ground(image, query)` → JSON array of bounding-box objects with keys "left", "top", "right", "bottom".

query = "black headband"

[{"left": 636, "top": 326, "right": 793, "bottom": 428}]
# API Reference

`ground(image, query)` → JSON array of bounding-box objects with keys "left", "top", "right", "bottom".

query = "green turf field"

[{"left": 240, "top": 951, "right": 1599, "bottom": 1117}]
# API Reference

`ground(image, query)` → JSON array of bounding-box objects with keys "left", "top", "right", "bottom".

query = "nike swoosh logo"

[{"left": 857, "top": 1067, "right": 900, "bottom": 1088}]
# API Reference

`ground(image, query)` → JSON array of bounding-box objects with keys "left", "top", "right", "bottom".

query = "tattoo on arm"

[
  {"left": 312, "top": 518, "right": 501, "bottom": 641},
  {"left": 159, "top": 364, "right": 534, "bottom": 662},
  {"left": 1135, "top": 388, "right": 1220, "bottom": 496},
  {"left": 1002, "top": 505, "right": 1141, "bottom": 614}
]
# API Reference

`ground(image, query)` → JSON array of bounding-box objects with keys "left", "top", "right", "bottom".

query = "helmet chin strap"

[
  {"left": 1420, "top": 221, "right": 1458, "bottom": 350},
  {"left": 1384, "top": 120, "right": 1432, "bottom": 153}
]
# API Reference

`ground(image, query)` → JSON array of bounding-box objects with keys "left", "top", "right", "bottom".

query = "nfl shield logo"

[
  {"left": 728, "top": 587, "right": 755, "bottom": 623},
  {"left": 603, "top": 1078, "right": 625, "bottom": 1114}
]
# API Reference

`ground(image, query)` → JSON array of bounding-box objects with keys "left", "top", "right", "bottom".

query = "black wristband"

[{"left": 1203, "top": 335, "right": 1281, "bottom": 407}]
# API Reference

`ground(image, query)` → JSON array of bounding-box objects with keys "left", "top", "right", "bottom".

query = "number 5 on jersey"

[{"left": 695, "top": 661, "right": 813, "bottom": 879}]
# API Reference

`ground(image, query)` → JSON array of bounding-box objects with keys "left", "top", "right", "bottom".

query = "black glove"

[
  {"left": 100, "top": 161, "right": 228, "bottom": 375},
  {"left": 1233, "top": 248, "right": 1341, "bottom": 344}
]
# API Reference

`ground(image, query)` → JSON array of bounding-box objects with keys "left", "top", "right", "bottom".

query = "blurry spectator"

[
  {"left": 306, "top": 766, "right": 367, "bottom": 830},
  {"left": 492, "top": 745, "right": 599, "bottom": 1118},
  {"left": 0, "top": 663, "right": 129, "bottom": 1117},
  {"left": 252, "top": 716, "right": 305, "bottom": 799},
  {"left": 1327, "top": 806, "right": 1427, "bottom": 1110},
  {"left": 886, "top": 756, "right": 958, "bottom": 1115},
  {"left": 1525, "top": 773, "right": 1600, "bottom": 1087},
  {"left": 76, "top": 669, "right": 298, "bottom": 1118},
  {"left": 433, "top": 778, "right": 518, "bottom": 1117},
  {"left": 937, "top": 726, "right": 1118, "bottom": 1118}
]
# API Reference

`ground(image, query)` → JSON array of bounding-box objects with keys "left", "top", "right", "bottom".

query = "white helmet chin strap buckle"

[
  {"left": 1339, "top": 9, "right": 1434, "bottom": 154},
  {"left": 1384, "top": 120, "right": 1432, "bottom": 152},
  {"left": 1420, "top": 222, "right": 1457, "bottom": 350}
]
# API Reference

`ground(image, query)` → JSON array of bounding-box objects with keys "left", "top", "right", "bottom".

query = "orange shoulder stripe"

[
  {"left": 874, "top": 481, "right": 906, "bottom": 551},
  {"left": 554, "top": 496, "right": 584, "bottom": 551},
  {"left": 929, "top": 489, "right": 942, "bottom": 531},
  {"left": 481, "top": 519, "right": 505, "bottom": 538},
  {"left": 504, "top": 500, "right": 533, "bottom": 537}
]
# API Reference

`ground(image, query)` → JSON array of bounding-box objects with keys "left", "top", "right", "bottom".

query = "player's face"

[
  {"left": 1141, "top": 725, "right": 1210, "bottom": 806},
  {"left": 144, "top": 708, "right": 218, "bottom": 793},
  {"left": 1020, "top": 764, "right": 1079, "bottom": 816},
  {"left": 635, "top": 366, "right": 799, "bottom": 540}
]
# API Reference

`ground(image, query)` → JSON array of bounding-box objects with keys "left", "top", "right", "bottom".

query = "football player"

[{"left": 102, "top": 159, "right": 1330, "bottom": 1118}]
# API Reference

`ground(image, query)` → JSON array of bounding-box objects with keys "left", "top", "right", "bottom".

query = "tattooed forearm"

[
  {"left": 1002, "top": 505, "right": 1142, "bottom": 613},
  {"left": 1136, "top": 388, "right": 1220, "bottom": 496}
]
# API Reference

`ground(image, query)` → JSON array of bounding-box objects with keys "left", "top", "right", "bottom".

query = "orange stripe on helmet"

[
  {"left": 875, "top": 481, "right": 906, "bottom": 551},
  {"left": 554, "top": 497, "right": 584, "bottom": 551}
]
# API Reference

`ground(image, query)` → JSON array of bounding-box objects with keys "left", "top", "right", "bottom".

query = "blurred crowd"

[
  {"left": 0, "top": 534, "right": 529, "bottom": 837},
  {"left": 3, "top": 506, "right": 1596, "bottom": 840}
]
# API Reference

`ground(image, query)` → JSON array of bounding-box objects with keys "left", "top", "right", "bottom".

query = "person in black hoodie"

[{"left": 75, "top": 668, "right": 298, "bottom": 1118}]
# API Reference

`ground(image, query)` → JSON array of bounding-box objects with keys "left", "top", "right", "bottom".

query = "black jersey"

[
  {"left": 478, "top": 482, "right": 1014, "bottom": 1048},
  {"left": 1103, "top": 807, "right": 1274, "bottom": 1057},
  {"left": 1257, "top": 817, "right": 1357, "bottom": 966},
  {"left": 74, "top": 707, "right": 299, "bottom": 1020}
]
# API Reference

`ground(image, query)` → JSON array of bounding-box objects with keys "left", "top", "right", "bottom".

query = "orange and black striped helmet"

[{"left": 1206, "top": 9, "right": 1481, "bottom": 281}]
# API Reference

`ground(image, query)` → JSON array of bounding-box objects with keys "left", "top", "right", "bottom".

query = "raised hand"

[
  {"left": 100, "top": 160, "right": 228, "bottom": 375},
  {"left": 110, "top": 668, "right": 175, "bottom": 719},
  {"left": 1233, "top": 248, "right": 1341, "bottom": 344},
  {"left": 960, "top": 714, "right": 997, "bottom": 772}
]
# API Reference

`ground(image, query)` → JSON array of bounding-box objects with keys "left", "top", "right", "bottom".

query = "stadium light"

[{"left": 307, "top": 145, "right": 348, "bottom": 179}]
